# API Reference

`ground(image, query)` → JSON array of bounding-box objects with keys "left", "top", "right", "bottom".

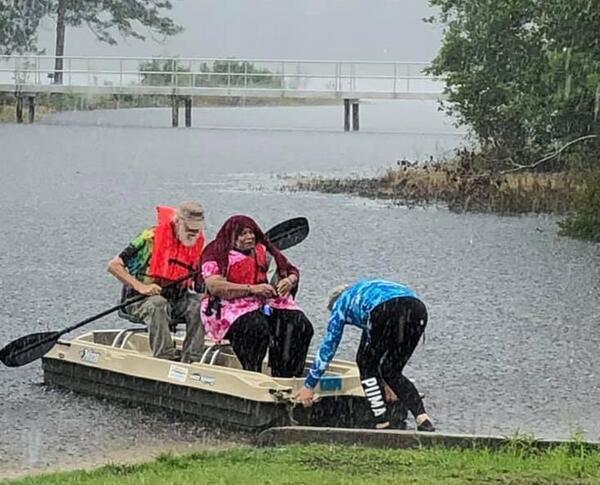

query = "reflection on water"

[{"left": 0, "top": 104, "right": 599, "bottom": 474}]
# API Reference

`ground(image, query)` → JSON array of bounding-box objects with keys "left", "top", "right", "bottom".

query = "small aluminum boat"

[{"left": 42, "top": 327, "right": 408, "bottom": 430}]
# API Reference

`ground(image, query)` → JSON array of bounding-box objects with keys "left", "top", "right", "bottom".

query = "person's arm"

[
  {"left": 275, "top": 272, "right": 298, "bottom": 297},
  {"left": 107, "top": 255, "right": 161, "bottom": 296},
  {"left": 304, "top": 310, "right": 346, "bottom": 389},
  {"left": 202, "top": 260, "right": 276, "bottom": 299},
  {"left": 205, "top": 275, "right": 275, "bottom": 299}
]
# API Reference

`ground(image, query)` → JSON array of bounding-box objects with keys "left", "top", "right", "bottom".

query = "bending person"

[
  {"left": 295, "top": 279, "right": 435, "bottom": 432},
  {"left": 201, "top": 215, "right": 313, "bottom": 377},
  {"left": 108, "top": 202, "right": 206, "bottom": 363}
]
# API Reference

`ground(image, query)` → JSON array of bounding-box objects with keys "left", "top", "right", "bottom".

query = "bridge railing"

[{"left": 0, "top": 55, "right": 444, "bottom": 96}]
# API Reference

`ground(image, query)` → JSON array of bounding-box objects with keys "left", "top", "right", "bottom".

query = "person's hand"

[
  {"left": 294, "top": 387, "right": 315, "bottom": 407},
  {"left": 136, "top": 283, "right": 162, "bottom": 296},
  {"left": 250, "top": 283, "right": 276, "bottom": 298},
  {"left": 276, "top": 276, "right": 295, "bottom": 298}
]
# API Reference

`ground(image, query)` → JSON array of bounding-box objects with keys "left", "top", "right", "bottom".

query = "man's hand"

[
  {"left": 250, "top": 283, "right": 276, "bottom": 298},
  {"left": 294, "top": 387, "right": 315, "bottom": 407},
  {"left": 136, "top": 283, "right": 162, "bottom": 296}
]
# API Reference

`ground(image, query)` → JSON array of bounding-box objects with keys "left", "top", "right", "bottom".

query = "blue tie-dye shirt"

[{"left": 304, "top": 279, "right": 420, "bottom": 389}]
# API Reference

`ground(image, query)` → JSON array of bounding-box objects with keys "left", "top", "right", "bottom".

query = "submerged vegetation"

[
  {"left": 290, "top": 155, "right": 583, "bottom": 215},
  {"left": 5, "top": 442, "right": 600, "bottom": 484}
]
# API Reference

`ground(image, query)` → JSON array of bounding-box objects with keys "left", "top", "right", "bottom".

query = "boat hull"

[{"left": 41, "top": 329, "right": 409, "bottom": 430}]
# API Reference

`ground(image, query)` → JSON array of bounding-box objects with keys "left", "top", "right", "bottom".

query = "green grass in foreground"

[{"left": 4, "top": 443, "right": 600, "bottom": 485}]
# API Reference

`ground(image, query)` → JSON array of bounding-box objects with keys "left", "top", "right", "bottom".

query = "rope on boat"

[{"left": 269, "top": 388, "right": 299, "bottom": 426}]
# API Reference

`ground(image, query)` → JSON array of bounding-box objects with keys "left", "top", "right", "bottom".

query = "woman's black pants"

[
  {"left": 225, "top": 308, "right": 313, "bottom": 377},
  {"left": 356, "top": 297, "right": 428, "bottom": 425}
]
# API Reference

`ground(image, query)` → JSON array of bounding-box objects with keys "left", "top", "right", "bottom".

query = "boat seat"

[{"left": 199, "top": 341, "right": 232, "bottom": 365}]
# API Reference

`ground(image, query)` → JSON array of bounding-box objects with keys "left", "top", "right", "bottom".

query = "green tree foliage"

[
  {"left": 558, "top": 171, "right": 600, "bottom": 241},
  {"left": 53, "top": 0, "right": 182, "bottom": 46},
  {"left": 428, "top": 0, "right": 600, "bottom": 240},
  {"left": 139, "top": 59, "right": 284, "bottom": 89},
  {"left": 0, "top": 0, "right": 50, "bottom": 54},
  {"left": 427, "top": 0, "right": 600, "bottom": 164},
  {"left": 0, "top": 1, "right": 181, "bottom": 55},
  {"left": 139, "top": 59, "right": 189, "bottom": 86},
  {"left": 195, "top": 60, "right": 284, "bottom": 88}
]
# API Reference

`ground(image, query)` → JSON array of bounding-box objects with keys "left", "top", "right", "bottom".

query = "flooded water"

[{"left": 1, "top": 101, "right": 599, "bottom": 476}]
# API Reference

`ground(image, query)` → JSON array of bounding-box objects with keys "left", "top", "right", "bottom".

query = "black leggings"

[
  {"left": 356, "top": 297, "right": 427, "bottom": 424},
  {"left": 225, "top": 308, "right": 314, "bottom": 377}
]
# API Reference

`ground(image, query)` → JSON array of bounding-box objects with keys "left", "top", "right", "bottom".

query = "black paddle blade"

[
  {"left": 266, "top": 217, "right": 309, "bottom": 251},
  {"left": 0, "top": 331, "right": 60, "bottom": 367}
]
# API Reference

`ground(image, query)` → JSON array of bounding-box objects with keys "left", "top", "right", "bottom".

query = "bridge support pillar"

[
  {"left": 352, "top": 100, "right": 360, "bottom": 131},
  {"left": 344, "top": 99, "right": 360, "bottom": 131},
  {"left": 15, "top": 95, "right": 23, "bottom": 123},
  {"left": 184, "top": 97, "right": 192, "bottom": 127},
  {"left": 28, "top": 95, "right": 36, "bottom": 123},
  {"left": 343, "top": 99, "right": 350, "bottom": 131},
  {"left": 171, "top": 95, "right": 180, "bottom": 127}
]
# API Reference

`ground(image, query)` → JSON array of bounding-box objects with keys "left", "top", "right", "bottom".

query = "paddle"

[{"left": 0, "top": 216, "right": 309, "bottom": 368}]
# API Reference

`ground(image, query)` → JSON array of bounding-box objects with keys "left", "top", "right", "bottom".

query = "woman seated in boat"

[{"left": 200, "top": 215, "right": 314, "bottom": 377}]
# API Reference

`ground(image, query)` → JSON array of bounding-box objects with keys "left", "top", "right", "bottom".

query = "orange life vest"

[
  {"left": 226, "top": 243, "right": 268, "bottom": 285},
  {"left": 148, "top": 206, "right": 205, "bottom": 284}
]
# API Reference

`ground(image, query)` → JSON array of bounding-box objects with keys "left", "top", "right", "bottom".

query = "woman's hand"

[
  {"left": 275, "top": 276, "right": 295, "bottom": 297},
  {"left": 250, "top": 283, "right": 276, "bottom": 298},
  {"left": 294, "top": 387, "right": 315, "bottom": 407},
  {"left": 276, "top": 274, "right": 297, "bottom": 298}
]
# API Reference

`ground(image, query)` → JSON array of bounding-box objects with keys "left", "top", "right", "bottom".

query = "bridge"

[{"left": 0, "top": 55, "right": 445, "bottom": 129}]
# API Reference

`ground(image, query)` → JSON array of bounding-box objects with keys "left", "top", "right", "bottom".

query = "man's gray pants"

[{"left": 124, "top": 292, "right": 205, "bottom": 363}]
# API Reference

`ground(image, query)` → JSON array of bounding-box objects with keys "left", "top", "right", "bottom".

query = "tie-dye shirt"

[
  {"left": 304, "top": 279, "right": 420, "bottom": 389},
  {"left": 118, "top": 227, "right": 156, "bottom": 297}
]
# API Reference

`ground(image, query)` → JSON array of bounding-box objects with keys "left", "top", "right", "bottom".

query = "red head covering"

[{"left": 201, "top": 215, "right": 300, "bottom": 284}]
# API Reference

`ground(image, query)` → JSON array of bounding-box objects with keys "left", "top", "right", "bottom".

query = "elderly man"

[
  {"left": 108, "top": 202, "right": 206, "bottom": 363},
  {"left": 295, "top": 279, "right": 435, "bottom": 432}
]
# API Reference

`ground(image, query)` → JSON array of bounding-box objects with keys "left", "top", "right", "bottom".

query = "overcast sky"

[{"left": 36, "top": 1, "right": 442, "bottom": 61}]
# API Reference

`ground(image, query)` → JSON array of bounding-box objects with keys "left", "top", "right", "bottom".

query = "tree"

[
  {"left": 139, "top": 58, "right": 189, "bottom": 86},
  {"left": 427, "top": 0, "right": 600, "bottom": 240},
  {"left": 0, "top": 0, "right": 50, "bottom": 55},
  {"left": 139, "top": 59, "right": 284, "bottom": 89},
  {"left": 195, "top": 60, "right": 284, "bottom": 88},
  {"left": 427, "top": 0, "right": 600, "bottom": 165},
  {"left": 50, "top": 0, "right": 183, "bottom": 84}
]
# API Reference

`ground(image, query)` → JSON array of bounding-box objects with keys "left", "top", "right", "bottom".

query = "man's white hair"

[{"left": 327, "top": 284, "right": 350, "bottom": 311}]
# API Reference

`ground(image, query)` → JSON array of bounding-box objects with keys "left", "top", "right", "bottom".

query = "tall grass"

[{"left": 291, "top": 163, "right": 582, "bottom": 215}]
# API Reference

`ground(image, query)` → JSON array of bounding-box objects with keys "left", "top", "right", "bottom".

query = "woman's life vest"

[{"left": 226, "top": 243, "right": 268, "bottom": 285}]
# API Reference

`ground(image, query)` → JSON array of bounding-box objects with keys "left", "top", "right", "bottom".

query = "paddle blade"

[
  {"left": 0, "top": 331, "right": 60, "bottom": 367},
  {"left": 266, "top": 217, "right": 309, "bottom": 251}
]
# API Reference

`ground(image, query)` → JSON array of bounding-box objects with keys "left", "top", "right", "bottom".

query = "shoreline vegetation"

[
  {"left": 4, "top": 442, "right": 600, "bottom": 484},
  {"left": 288, "top": 156, "right": 581, "bottom": 216},
  {"left": 287, "top": 149, "right": 600, "bottom": 241}
]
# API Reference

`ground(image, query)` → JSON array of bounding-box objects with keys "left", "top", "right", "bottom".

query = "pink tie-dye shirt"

[{"left": 200, "top": 250, "right": 300, "bottom": 342}]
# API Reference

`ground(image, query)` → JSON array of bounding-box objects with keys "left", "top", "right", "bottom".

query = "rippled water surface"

[{"left": 1, "top": 102, "right": 599, "bottom": 476}]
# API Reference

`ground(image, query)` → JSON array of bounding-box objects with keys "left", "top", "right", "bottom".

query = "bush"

[{"left": 559, "top": 170, "right": 600, "bottom": 241}]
